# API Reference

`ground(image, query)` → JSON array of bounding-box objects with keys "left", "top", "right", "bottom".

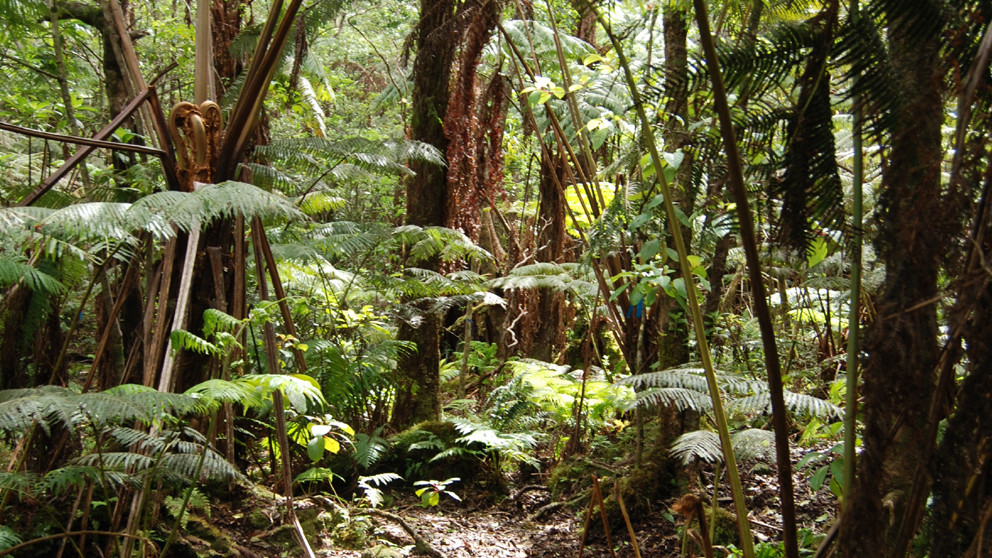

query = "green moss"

[
  {"left": 361, "top": 544, "right": 405, "bottom": 558},
  {"left": 185, "top": 516, "right": 237, "bottom": 557},
  {"left": 706, "top": 506, "right": 739, "bottom": 548}
]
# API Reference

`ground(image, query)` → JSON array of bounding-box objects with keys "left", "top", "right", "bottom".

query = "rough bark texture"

[
  {"left": 390, "top": 0, "right": 459, "bottom": 430},
  {"left": 655, "top": 4, "right": 693, "bottom": 370},
  {"left": 530, "top": 150, "right": 569, "bottom": 362},
  {"left": 929, "top": 235, "right": 992, "bottom": 556},
  {"left": 838, "top": 7, "right": 945, "bottom": 555}
]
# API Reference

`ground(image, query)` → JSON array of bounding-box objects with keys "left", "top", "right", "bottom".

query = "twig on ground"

[
  {"left": 528, "top": 490, "right": 590, "bottom": 522},
  {"left": 352, "top": 508, "right": 445, "bottom": 558}
]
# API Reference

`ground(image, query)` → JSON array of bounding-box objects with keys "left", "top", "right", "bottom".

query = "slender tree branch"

[{"left": 689, "top": 1, "right": 797, "bottom": 556}]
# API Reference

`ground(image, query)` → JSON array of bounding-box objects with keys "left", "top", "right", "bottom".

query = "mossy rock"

[
  {"left": 332, "top": 514, "right": 374, "bottom": 549},
  {"left": 706, "top": 506, "right": 740, "bottom": 548},
  {"left": 185, "top": 516, "right": 237, "bottom": 557},
  {"left": 361, "top": 544, "right": 405, "bottom": 558},
  {"left": 255, "top": 523, "right": 299, "bottom": 554},
  {"left": 248, "top": 509, "right": 271, "bottom": 530}
]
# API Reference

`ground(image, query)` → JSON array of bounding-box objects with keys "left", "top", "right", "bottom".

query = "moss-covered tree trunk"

[{"left": 390, "top": 0, "right": 459, "bottom": 430}]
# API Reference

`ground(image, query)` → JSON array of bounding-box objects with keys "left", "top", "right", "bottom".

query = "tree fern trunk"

[
  {"left": 838, "top": 5, "right": 946, "bottom": 555},
  {"left": 390, "top": 0, "right": 458, "bottom": 430},
  {"left": 530, "top": 149, "right": 569, "bottom": 362}
]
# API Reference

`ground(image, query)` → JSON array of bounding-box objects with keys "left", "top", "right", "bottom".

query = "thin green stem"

[
  {"left": 689, "top": 1, "right": 801, "bottom": 555},
  {"left": 594, "top": 9, "right": 756, "bottom": 557},
  {"left": 843, "top": 0, "right": 863, "bottom": 506}
]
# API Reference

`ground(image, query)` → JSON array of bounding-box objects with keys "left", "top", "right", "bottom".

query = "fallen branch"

[
  {"left": 352, "top": 508, "right": 445, "bottom": 558},
  {"left": 527, "top": 490, "right": 590, "bottom": 522},
  {"left": 510, "top": 484, "right": 549, "bottom": 501}
]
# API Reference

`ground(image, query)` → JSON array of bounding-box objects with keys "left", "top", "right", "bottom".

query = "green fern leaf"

[
  {"left": 625, "top": 387, "right": 714, "bottom": 413},
  {"left": 730, "top": 390, "right": 841, "bottom": 419},
  {"left": 670, "top": 430, "right": 724, "bottom": 465},
  {"left": 0, "top": 256, "right": 65, "bottom": 294},
  {"left": 0, "top": 525, "right": 23, "bottom": 552}
]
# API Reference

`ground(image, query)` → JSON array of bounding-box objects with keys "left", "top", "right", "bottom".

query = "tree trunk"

[
  {"left": 838, "top": 7, "right": 945, "bottom": 555},
  {"left": 530, "top": 149, "right": 569, "bottom": 362},
  {"left": 390, "top": 0, "right": 459, "bottom": 430}
]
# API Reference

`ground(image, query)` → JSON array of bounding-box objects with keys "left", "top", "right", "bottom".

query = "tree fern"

[
  {"left": 0, "top": 255, "right": 64, "bottom": 294},
  {"left": 627, "top": 387, "right": 714, "bottom": 413},
  {"left": 490, "top": 262, "right": 599, "bottom": 298},
  {"left": 671, "top": 428, "right": 777, "bottom": 466},
  {"left": 395, "top": 225, "right": 493, "bottom": 265},
  {"left": 731, "top": 390, "right": 842, "bottom": 420}
]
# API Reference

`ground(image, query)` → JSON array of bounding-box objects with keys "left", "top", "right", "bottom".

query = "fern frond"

[
  {"left": 72, "top": 451, "right": 155, "bottom": 472},
  {"left": 42, "top": 466, "right": 138, "bottom": 495},
  {"left": 353, "top": 429, "right": 389, "bottom": 469},
  {"left": 625, "top": 387, "right": 714, "bottom": 413},
  {"left": 37, "top": 202, "right": 134, "bottom": 242},
  {"left": 730, "top": 390, "right": 842, "bottom": 419},
  {"left": 731, "top": 429, "right": 777, "bottom": 462},
  {"left": 159, "top": 451, "right": 243, "bottom": 484},
  {"left": 135, "top": 181, "right": 302, "bottom": 232},
  {"left": 395, "top": 225, "right": 493, "bottom": 265},
  {"left": 184, "top": 379, "right": 264, "bottom": 411},
  {"left": 0, "top": 256, "right": 65, "bottom": 294},
  {"left": 670, "top": 430, "right": 724, "bottom": 465},
  {"left": 298, "top": 191, "right": 347, "bottom": 215},
  {"left": 201, "top": 308, "right": 243, "bottom": 337},
  {"left": 0, "top": 525, "right": 22, "bottom": 552},
  {"left": 0, "top": 471, "right": 37, "bottom": 498},
  {"left": 500, "top": 19, "right": 595, "bottom": 60},
  {"left": 170, "top": 330, "right": 220, "bottom": 356}
]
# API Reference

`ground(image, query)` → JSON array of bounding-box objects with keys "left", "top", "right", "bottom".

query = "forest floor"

[{"left": 192, "top": 443, "right": 838, "bottom": 558}]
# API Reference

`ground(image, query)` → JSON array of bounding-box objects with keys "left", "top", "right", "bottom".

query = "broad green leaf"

[
  {"left": 638, "top": 239, "right": 662, "bottom": 261},
  {"left": 664, "top": 150, "right": 685, "bottom": 170},
  {"left": 307, "top": 435, "right": 324, "bottom": 462}
]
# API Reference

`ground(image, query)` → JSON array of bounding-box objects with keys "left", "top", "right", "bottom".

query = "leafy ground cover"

[{"left": 151, "top": 441, "right": 838, "bottom": 558}]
